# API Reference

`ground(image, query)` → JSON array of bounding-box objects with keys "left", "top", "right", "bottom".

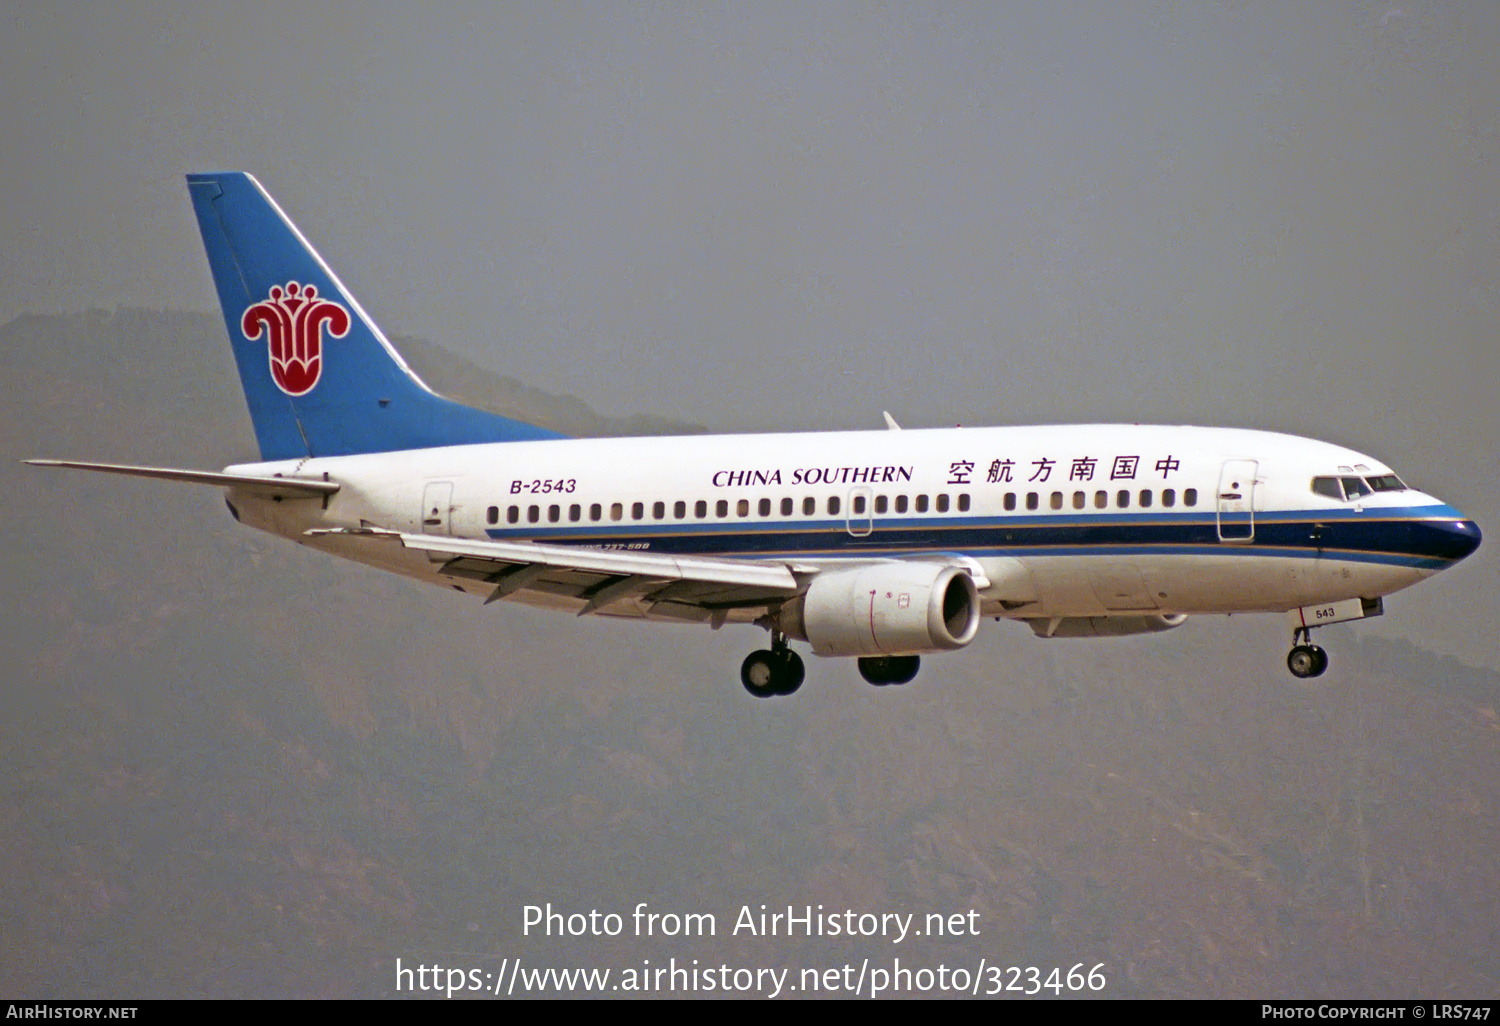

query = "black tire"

[
  {"left": 1287, "top": 645, "right": 1319, "bottom": 678},
  {"left": 1309, "top": 645, "right": 1328, "bottom": 677},
  {"left": 859, "top": 655, "right": 921, "bottom": 686},
  {"left": 741, "top": 651, "right": 781, "bottom": 698},
  {"left": 886, "top": 655, "right": 921, "bottom": 685},
  {"left": 774, "top": 649, "right": 805, "bottom": 696}
]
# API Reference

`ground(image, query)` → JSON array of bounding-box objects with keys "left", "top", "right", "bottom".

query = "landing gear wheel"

[
  {"left": 774, "top": 648, "right": 805, "bottom": 696},
  {"left": 1309, "top": 645, "right": 1328, "bottom": 676},
  {"left": 1287, "top": 624, "right": 1330, "bottom": 679},
  {"left": 1287, "top": 644, "right": 1328, "bottom": 679},
  {"left": 887, "top": 655, "right": 920, "bottom": 685},
  {"left": 741, "top": 651, "right": 780, "bottom": 698},
  {"left": 858, "top": 655, "right": 921, "bottom": 686},
  {"left": 740, "top": 647, "right": 806, "bottom": 697}
]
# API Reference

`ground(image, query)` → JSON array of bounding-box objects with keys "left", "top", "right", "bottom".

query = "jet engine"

[{"left": 779, "top": 562, "right": 981, "bottom": 657}]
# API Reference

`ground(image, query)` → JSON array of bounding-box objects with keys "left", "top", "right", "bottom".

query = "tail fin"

[{"left": 187, "top": 172, "right": 563, "bottom": 461}]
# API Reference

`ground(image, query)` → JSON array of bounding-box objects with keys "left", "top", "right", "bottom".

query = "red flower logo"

[{"left": 241, "top": 282, "right": 351, "bottom": 396}]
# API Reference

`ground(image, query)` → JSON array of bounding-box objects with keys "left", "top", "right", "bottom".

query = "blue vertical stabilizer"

[{"left": 187, "top": 172, "right": 563, "bottom": 460}]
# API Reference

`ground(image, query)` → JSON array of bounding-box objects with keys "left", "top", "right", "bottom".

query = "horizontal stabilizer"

[{"left": 26, "top": 459, "right": 339, "bottom": 497}]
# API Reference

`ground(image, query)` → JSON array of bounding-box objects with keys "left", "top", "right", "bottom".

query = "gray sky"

[{"left": 4, "top": 1, "right": 1497, "bottom": 668}]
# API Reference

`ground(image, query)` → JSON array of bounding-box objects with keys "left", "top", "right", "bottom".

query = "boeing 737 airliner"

[{"left": 29, "top": 173, "right": 1482, "bottom": 697}]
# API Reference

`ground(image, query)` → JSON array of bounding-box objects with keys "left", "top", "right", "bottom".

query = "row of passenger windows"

[
  {"left": 486, "top": 492, "right": 971, "bottom": 525},
  {"left": 484, "top": 487, "right": 1196, "bottom": 526},
  {"left": 1003, "top": 487, "right": 1198, "bottom": 512}
]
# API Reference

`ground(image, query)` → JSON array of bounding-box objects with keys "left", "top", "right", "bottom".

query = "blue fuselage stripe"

[{"left": 484, "top": 507, "right": 1474, "bottom": 570}]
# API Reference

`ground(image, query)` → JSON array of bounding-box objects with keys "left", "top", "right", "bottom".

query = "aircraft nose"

[
  {"left": 1454, "top": 518, "right": 1482, "bottom": 560},
  {"left": 1438, "top": 517, "right": 1482, "bottom": 562}
]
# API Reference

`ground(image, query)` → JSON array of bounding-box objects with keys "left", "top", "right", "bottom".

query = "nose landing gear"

[{"left": 1287, "top": 626, "right": 1329, "bottom": 678}]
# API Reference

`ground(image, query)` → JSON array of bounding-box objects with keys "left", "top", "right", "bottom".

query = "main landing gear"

[
  {"left": 1287, "top": 626, "right": 1329, "bottom": 679},
  {"left": 858, "top": 655, "right": 920, "bottom": 686},
  {"left": 740, "top": 631, "right": 805, "bottom": 698}
]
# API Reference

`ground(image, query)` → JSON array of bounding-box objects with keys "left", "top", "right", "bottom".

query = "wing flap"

[{"left": 306, "top": 527, "right": 803, "bottom": 614}]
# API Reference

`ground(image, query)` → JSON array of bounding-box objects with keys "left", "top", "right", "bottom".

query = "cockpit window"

[
  {"left": 1311, "top": 476, "right": 1344, "bottom": 501},
  {"left": 1313, "top": 473, "right": 1407, "bottom": 501}
]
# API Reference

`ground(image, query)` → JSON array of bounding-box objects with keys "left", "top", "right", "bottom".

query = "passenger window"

[
  {"left": 852, "top": 495, "right": 867, "bottom": 515},
  {"left": 1117, "top": 490, "right": 1130, "bottom": 509},
  {"left": 674, "top": 500, "right": 686, "bottom": 519},
  {"left": 1184, "top": 488, "right": 1198, "bottom": 507},
  {"left": 548, "top": 504, "right": 560, "bottom": 523},
  {"left": 1094, "top": 490, "right": 1107, "bottom": 509},
  {"left": 1311, "top": 477, "right": 1343, "bottom": 501},
  {"left": 1072, "top": 491, "right": 1085, "bottom": 510},
  {"left": 589, "top": 503, "right": 602, "bottom": 522},
  {"left": 895, "top": 495, "right": 908, "bottom": 513},
  {"left": 828, "top": 496, "right": 841, "bottom": 515},
  {"left": 957, "top": 493, "right": 970, "bottom": 512},
  {"left": 610, "top": 503, "right": 623, "bottom": 522},
  {"left": 936, "top": 493, "right": 950, "bottom": 513},
  {"left": 1162, "top": 488, "right": 1175, "bottom": 508},
  {"left": 1050, "top": 491, "right": 1063, "bottom": 511},
  {"left": 736, "top": 499, "right": 749, "bottom": 517},
  {"left": 1004, "top": 493, "right": 1017, "bottom": 511},
  {"left": 528, "top": 505, "right": 541, "bottom": 523},
  {"left": 1026, "top": 492, "right": 1039, "bottom": 511},
  {"left": 569, "top": 504, "right": 581, "bottom": 522},
  {"left": 652, "top": 501, "right": 665, "bottom": 520},
  {"left": 695, "top": 500, "right": 708, "bottom": 518},
  {"left": 716, "top": 499, "right": 729, "bottom": 518},
  {"left": 759, "top": 497, "right": 771, "bottom": 516},
  {"left": 915, "top": 494, "right": 929, "bottom": 513},
  {"left": 631, "top": 502, "right": 644, "bottom": 520},
  {"left": 487, "top": 506, "right": 499, "bottom": 525},
  {"left": 508, "top": 505, "right": 520, "bottom": 524},
  {"left": 803, "top": 497, "right": 816, "bottom": 516},
  {"left": 874, "top": 495, "right": 888, "bottom": 514},
  {"left": 1139, "top": 489, "right": 1152, "bottom": 508},
  {"left": 781, "top": 497, "right": 793, "bottom": 516}
]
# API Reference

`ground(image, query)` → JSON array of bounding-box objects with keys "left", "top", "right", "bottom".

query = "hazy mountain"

[
  {"left": 396, "top": 334, "right": 706, "bottom": 440},
  {"left": 2, "top": 309, "right": 1496, "bottom": 998}
]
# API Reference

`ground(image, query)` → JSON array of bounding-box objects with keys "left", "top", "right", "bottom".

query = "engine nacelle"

[
  {"left": 780, "top": 563, "right": 981, "bottom": 657},
  {"left": 1027, "top": 613, "right": 1187, "bottom": 638}
]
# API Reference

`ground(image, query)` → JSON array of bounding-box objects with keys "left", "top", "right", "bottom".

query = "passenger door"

[{"left": 1216, "top": 460, "right": 1257, "bottom": 543}]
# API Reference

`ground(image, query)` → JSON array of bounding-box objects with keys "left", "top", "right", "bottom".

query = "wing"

[{"left": 307, "top": 527, "right": 806, "bottom": 625}]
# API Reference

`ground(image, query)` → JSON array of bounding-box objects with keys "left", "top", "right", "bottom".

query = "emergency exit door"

[{"left": 422, "top": 481, "right": 454, "bottom": 535}]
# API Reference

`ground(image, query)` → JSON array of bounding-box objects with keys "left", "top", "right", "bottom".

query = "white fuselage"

[{"left": 223, "top": 423, "right": 1469, "bottom": 626}]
